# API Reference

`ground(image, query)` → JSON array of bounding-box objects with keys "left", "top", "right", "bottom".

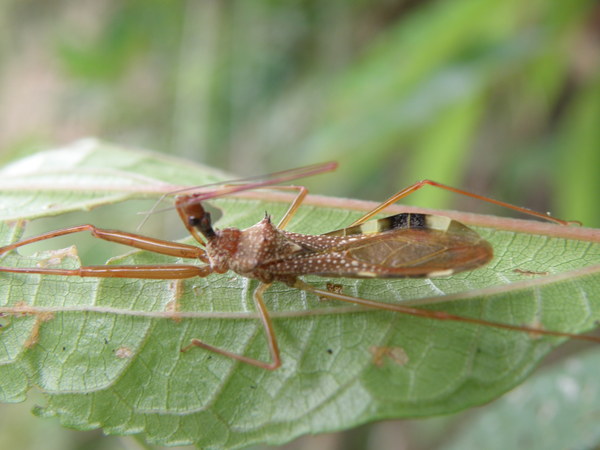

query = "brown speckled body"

[{"left": 203, "top": 213, "right": 493, "bottom": 286}]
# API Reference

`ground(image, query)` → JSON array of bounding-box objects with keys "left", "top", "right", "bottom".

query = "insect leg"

[
  {"left": 295, "top": 280, "right": 600, "bottom": 343},
  {"left": 350, "top": 180, "right": 572, "bottom": 227},
  {"left": 0, "top": 225, "right": 207, "bottom": 260},
  {"left": 0, "top": 264, "right": 211, "bottom": 279},
  {"left": 267, "top": 185, "right": 308, "bottom": 230},
  {"left": 214, "top": 184, "right": 308, "bottom": 230},
  {"left": 182, "top": 282, "right": 281, "bottom": 370}
]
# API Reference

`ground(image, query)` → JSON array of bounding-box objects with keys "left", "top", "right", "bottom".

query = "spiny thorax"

[{"left": 205, "top": 217, "right": 303, "bottom": 283}]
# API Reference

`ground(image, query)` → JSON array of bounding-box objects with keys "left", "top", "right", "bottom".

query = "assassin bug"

[{"left": 0, "top": 162, "right": 598, "bottom": 369}]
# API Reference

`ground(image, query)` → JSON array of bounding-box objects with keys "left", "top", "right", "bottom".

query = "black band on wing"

[
  {"left": 386, "top": 213, "right": 426, "bottom": 230},
  {"left": 325, "top": 213, "right": 429, "bottom": 237}
]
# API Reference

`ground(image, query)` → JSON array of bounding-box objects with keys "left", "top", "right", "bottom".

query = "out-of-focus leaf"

[
  {"left": 445, "top": 349, "right": 600, "bottom": 450},
  {"left": 556, "top": 74, "right": 600, "bottom": 228}
]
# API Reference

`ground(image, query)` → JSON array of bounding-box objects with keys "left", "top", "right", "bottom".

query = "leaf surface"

[
  {"left": 0, "top": 140, "right": 599, "bottom": 448},
  {"left": 445, "top": 349, "right": 600, "bottom": 450}
]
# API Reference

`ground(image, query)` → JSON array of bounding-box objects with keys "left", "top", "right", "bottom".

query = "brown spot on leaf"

[
  {"left": 166, "top": 280, "right": 184, "bottom": 322},
  {"left": 115, "top": 346, "right": 134, "bottom": 359},
  {"left": 23, "top": 311, "right": 54, "bottom": 349},
  {"left": 318, "top": 283, "right": 344, "bottom": 301},
  {"left": 36, "top": 247, "right": 78, "bottom": 268},
  {"left": 513, "top": 268, "right": 549, "bottom": 276},
  {"left": 525, "top": 319, "right": 544, "bottom": 340},
  {"left": 370, "top": 346, "right": 409, "bottom": 367}
]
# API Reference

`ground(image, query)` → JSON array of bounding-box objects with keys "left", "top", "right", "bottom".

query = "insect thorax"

[{"left": 205, "top": 217, "right": 304, "bottom": 283}]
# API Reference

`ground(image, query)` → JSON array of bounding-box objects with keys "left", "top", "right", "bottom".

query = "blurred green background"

[{"left": 1, "top": 0, "right": 599, "bottom": 449}]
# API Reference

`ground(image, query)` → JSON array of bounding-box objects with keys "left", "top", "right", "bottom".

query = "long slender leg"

[
  {"left": 0, "top": 263, "right": 211, "bottom": 279},
  {"left": 350, "top": 180, "right": 572, "bottom": 227},
  {"left": 0, "top": 225, "right": 207, "bottom": 260},
  {"left": 182, "top": 186, "right": 308, "bottom": 368},
  {"left": 295, "top": 280, "right": 600, "bottom": 343},
  {"left": 182, "top": 283, "right": 282, "bottom": 370},
  {"left": 0, "top": 225, "right": 211, "bottom": 278},
  {"left": 266, "top": 185, "right": 308, "bottom": 229}
]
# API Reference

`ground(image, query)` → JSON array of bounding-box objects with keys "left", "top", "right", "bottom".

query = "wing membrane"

[{"left": 264, "top": 213, "right": 493, "bottom": 279}]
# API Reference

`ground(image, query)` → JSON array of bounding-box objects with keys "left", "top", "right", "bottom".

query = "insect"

[{"left": 0, "top": 162, "right": 597, "bottom": 369}]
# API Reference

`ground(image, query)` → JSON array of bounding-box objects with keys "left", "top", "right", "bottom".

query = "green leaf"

[
  {"left": 0, "top": 138, "right": 228, "bottom": 221},
  {"left": 0, "top": 140, "right": 599, "bottom": 448},
  {"left": 445, "top": 349, "right": 600, "bottom": 450}
]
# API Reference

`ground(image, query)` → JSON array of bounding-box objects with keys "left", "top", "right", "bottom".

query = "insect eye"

[{"left": 189, "top": 213, "right": 216, "bottom": 239}]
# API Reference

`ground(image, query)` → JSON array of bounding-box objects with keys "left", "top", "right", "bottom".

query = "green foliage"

[
  {"left": 445, "top": 349, "right": 600, "bottom": 450},
  {"left": 0, "top": 143, "right": 599, "bottom": 448},
  {"left": 555, "top": 73, "right": 600, "bottom": 227}
]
